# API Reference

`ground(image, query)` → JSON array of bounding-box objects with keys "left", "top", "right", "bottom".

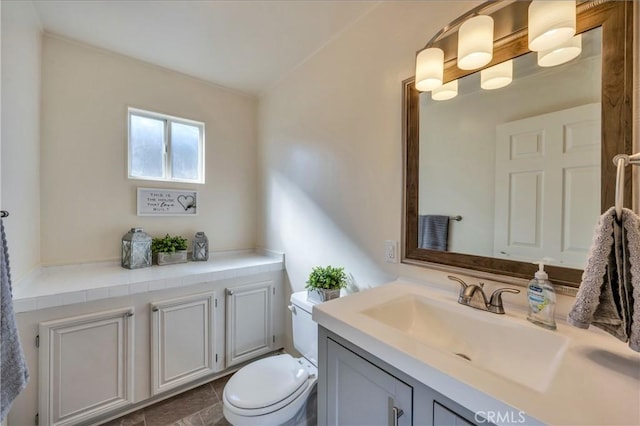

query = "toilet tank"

[{"left": 290, "top": 291, "right": 318, "bottom": 366}]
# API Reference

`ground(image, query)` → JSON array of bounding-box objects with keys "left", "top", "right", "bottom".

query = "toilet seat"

[{"left": 224, "top": 354, "right": 311, "bottom": 417}]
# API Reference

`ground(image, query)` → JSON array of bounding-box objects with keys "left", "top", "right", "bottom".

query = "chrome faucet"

[{"left": 448, "top": 276, "right": 520, "bottom": 314}]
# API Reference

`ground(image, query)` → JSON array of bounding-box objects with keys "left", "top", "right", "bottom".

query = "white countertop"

[
  {"left": 12, "top": 250, "right": 284, "bottom": 313},
  {"left": 313, "top": 280, "right": 640, "bottom": 426}
]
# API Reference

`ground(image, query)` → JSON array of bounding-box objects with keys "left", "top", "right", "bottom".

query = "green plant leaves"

[
  {"left": 151, "top": 233, "right": 188, "bottom": 254},
  {"left": 305, "top": 265, "right": 347, "bottom": 290}
]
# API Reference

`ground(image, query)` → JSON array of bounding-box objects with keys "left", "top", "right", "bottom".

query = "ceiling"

[{"left": 32, "top": 0, "right": 380, "bottom": 96}]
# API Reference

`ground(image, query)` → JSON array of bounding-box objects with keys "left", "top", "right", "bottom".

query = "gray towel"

[
  {"left": 418, "top": 215, "right": 449, "bottom": 251},
  {"left": 0, "top": 218, "right": 29, "bottom": 420},
  {"left": 567, "top": 207, "right": 640, "bottom": 352}
]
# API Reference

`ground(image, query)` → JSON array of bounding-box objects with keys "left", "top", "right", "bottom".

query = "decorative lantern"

[
  {"left": 192, "top": 232, "right": 209, "bottom": 261},
  {"left": 121, "top": 228, "right": 152, "bottom": 269}
]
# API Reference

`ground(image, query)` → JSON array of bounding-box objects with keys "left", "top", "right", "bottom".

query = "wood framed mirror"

[{"left": 403, "top": 1, "right": 635, "bottom": 287}]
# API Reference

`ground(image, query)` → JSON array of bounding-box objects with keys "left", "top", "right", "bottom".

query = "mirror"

[
  {"left": 403, "top": 1, "right": 635, "bottom": 287},
  {"left": 419, "top": 28, "right": 602, "bottom": 269}
]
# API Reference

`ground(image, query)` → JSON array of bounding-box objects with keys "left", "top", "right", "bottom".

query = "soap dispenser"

[{"left": 527, "top": 260, "right": 557, "bottom": 330}]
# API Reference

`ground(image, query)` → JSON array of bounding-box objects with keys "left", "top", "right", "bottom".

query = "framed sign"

[{"left": 137, "top": 188, "right": 198, "bottom": 216}]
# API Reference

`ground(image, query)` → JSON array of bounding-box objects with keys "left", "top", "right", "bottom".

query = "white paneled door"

[
  {"left": 38, "top": 308, "right": 135, "bottom": 426},
  {"left": 226, "top": 281, "right": 274, "bottom": 367},
  {"left": 494, "top": 103, "right": 600, "bottom": 268},
  {"left": 150, "top": 291, "right": 222, "bottom": 395}
]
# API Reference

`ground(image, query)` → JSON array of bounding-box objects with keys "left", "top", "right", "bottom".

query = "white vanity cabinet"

[
  {"left": 10, "top": 253, "right": 285, "bottom": 426},
  {"left": 318, "top": 327, "right": 488, "bottom": 426},
  {"left": 38, "top": 307, "right": 135, "bottom": 426},
  {"left": 150, "top": 291, "right": 224, "bottom": 395},
  {"left": 225, "top": 280, "right": 277, "bottom": 366}
]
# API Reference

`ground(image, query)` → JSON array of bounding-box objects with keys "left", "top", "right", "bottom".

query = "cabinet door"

[
  {"left": 39, "top": 308, "right": 135, "bottom": 426},
  {"left": 434, "top": 401, "right": 475, "bottom": 426},
  {"left": 226, "top": 281, "right": 274, "bottom": 367},
  {"left": 150, "top": 292, "right": 220, "bottom": 395},
  {"left": 326, "top": 339, "right": 412, "bottom": 426}
]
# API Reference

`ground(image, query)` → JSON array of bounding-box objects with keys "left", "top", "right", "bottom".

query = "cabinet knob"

[
  {"left": 227, "top": 289, "right": 234, "bottom": 296},
  {"left": 152, "top": 307, "right": 159, "bottom": 312},
  {"left": 287, "top": 304, "right": 296, "bottom": 313}
]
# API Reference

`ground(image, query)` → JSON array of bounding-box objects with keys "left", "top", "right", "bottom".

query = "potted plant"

[
  {"left": 305, "top": 265, "right": 347, "bottom": 303},
  {"left": 152, "top": 234, "right": 188, "bottom": 266}
]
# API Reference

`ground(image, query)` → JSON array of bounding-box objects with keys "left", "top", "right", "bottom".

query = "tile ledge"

[{"left": 12, "top": 248, "right": 284, "bottom": 313}]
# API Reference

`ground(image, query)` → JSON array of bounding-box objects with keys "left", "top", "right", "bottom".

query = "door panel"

[
  {"left": 226, "top": 281, "right": 274, "bottom": 366},
  {"left": 494, "top": 103, "right": 600, "bottom": 268},
  {"left": 326, "top": 339, "right": 412, "bottom": 426},
  {"left": 151, "top": 292, "right": 218, "bottom": 395},
  {"left": 39, "top": 308, "right": 134, "bottom": 426}
]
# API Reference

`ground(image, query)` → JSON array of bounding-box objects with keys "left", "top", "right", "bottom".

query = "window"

[{"left": 128, "top": 108, "right": 205, "bottom": 183}]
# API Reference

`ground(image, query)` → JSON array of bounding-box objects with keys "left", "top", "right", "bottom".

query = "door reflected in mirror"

[{"left": 418, "top": 28, "right": 601, "bottom": 270}]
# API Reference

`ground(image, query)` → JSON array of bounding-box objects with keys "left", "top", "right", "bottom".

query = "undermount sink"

[{"left": 361, "top": 293, "right": 569, "bottom": 392}]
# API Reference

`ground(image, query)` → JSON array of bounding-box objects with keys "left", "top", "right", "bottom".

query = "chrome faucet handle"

[
  {"left": 488, "top": 288, "right": 520, "bottom": 314},
  {"left": 447, "top": 275, "right": 468, "bottom": 294}
]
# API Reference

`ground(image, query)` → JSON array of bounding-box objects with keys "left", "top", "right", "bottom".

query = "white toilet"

[{"left": 222, "top": 291, "right": 318, "bottom": 426}]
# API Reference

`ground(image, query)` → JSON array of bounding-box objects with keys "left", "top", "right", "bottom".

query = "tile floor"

[{"left": 100, "top": 374, "right": 232, "bottom": 426}]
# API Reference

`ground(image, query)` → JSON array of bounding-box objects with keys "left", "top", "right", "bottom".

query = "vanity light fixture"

[
  {"left": 414, "top": 0, "right": 580, "bottom": 93},
  {"left": 528, "top": 1, "right": 576, "bottom": 52},
  {"left": 457, "top": 15, "right": 494, "bottom": 70},
  {"left": 537, "top": 34, "right": 582, "bottom": 67},
  {"left": 431, "top": 79, "right": 458, "bottom": 101},
  {"left": 480, "top": 60, "right": 513, "bottom": 90},
  {"left": 415, "top": 47, "right": 444, "bottom": 91}
]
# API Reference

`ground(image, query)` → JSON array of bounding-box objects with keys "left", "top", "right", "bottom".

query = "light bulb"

[
  {"left": 528, "top": 1, "right": 576, "bottom": 52},
  {"left": 481, "top": 60, "right": 513, "bottom": 90},
  {"left": 457, "top": 15, "right": 494, "bottom": 70},
  {"left": 415, "top": 47, "right": 444, "bottom": 91},
  {"left": 538, "top": 35, "right": 582, "bottom": 67},
  {"left": 432, "top": 80, "right": 458, "bottom": 101}
]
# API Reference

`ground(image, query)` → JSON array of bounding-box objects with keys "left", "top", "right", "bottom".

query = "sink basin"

[{"left": 361, "top": 293, "right": 569, "bottom": 392}]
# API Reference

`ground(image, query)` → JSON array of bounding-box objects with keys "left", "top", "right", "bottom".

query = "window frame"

[{"left": 127, "top": 107, "right": 205, "bottom": 184}]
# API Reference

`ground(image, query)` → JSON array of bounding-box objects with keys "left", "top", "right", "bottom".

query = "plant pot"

[
  {"left": 307, "top": 288, "right": 341, "bottom": 303},
  {"left": 156, "top": 250, "right": 188, "bottom": 266}
]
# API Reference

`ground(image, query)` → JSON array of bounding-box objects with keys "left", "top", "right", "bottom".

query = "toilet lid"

[{"left": 225, "top": 354, "right": 309, "bottom": 410}]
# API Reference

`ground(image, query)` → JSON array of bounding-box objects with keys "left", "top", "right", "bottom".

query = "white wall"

[
  {"left": 258, "top": 1, "right": 481, "bottom": 292},
  {"left": 1, "top": 1, "right": 42, "bottom": 282},
  {"left": 40, "top": 35, "right": 258, "bottom": 265}
]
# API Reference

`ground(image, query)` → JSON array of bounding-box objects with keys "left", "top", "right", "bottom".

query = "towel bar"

[
  {"left": 450, "top": 215, "right": 462, "bottom": 221},
  {"left": 613, "top": 153, "right": 640, "bottom": 220}
]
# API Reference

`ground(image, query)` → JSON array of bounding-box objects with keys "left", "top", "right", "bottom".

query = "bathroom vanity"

[
  {"left": 9, "top": 250, "right": 285, "bottom": 426},
  {"left": 314, "top": 281, "right": 640, "bottom": 426},
  {"left": 319, "top": 327, "right": 482, "bottom": 426}
]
